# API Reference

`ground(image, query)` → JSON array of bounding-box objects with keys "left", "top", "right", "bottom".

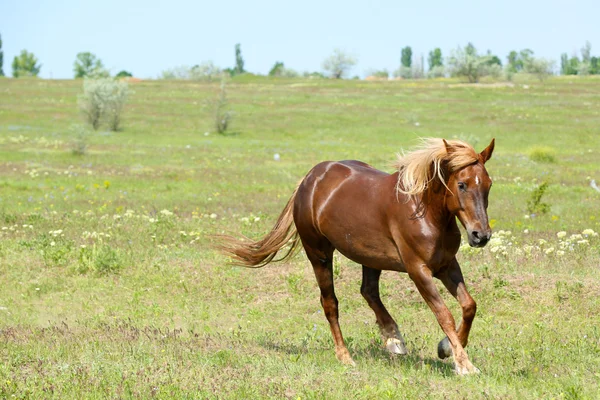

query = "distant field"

[{"left": 0, "top": 76, "right": 599, "bottom": 398}]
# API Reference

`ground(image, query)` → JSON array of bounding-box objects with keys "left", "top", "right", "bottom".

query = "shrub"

[
  {"left": 527, "top": 181, "right": 551, "bottom": 215},
  {"left": 115, "top": 70, "right": 133, "bottom": 78},
  {"left": 524, "top": 58, "right": 555, "bottom": 81},
  {"left": 393, "top": 66, "right": 412, "bottom": 79},
  {"left": 368, "top": 69, "right": 389, "bottom": 79},
  {"left": 78, "top": 244, "right": 124, "bottom": 275},
  {"left": 78, "top": 78, "right": 129, "bottom": 131},
  {"left": 160, "top": 62, "right": 222, "bottom": 81},
  {"left": 448, "top": 44, "right": 501, "bottom": 83},
  {"left": 303, "top": 71, "right": 326, "bottom": 79},
  {"left": 322, "top": 49, "right": 357, "bottom": 79},
  {"left": 12, "top": 50, "right": 41, "bottom": 77},
  {"left": 528, "top": 146, "right": 557, "bottom": 163},
  {"left": 70, "top": 125, "right": 91, "bottom": 156},
  {"left": 428, "top": 65, "right": 446, "bottom": 78},
  {"left": 269, "top": 62, "right": 299, "bottom": 78},
  {"left": 213, "top": 79, "right": 233, "bottom": 134},
  {"left": 73, "top": 52, "right": 109, "bottom": 78}
]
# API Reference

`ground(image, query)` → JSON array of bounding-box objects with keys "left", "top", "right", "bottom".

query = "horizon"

[{"left": 2, "top": 0, "right": 598, "bottom": 79}]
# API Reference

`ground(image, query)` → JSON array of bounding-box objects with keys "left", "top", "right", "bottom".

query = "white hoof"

[
  {"left": 455, "top": 363, "right": 480, "bottom": 375},
  {"left": 385, "top": 338, "right": 408, "bottom": 355}
]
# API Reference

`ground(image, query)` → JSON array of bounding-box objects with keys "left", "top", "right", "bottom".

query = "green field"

[{"left": 0, "top": 76, "right": 599, "bottom": 399}]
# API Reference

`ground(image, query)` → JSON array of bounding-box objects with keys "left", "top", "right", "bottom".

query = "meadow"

[{"left": 0, "top": 75, "right": 599, "bottom": 399}]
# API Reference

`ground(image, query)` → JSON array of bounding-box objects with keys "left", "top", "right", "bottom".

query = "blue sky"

[{"left": 1, "top": 0, "right": 598, "bottom": 79}]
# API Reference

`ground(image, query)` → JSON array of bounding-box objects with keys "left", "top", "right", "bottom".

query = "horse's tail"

[{"left": 218, "top": 185, "right": 301, "bottom": 268}]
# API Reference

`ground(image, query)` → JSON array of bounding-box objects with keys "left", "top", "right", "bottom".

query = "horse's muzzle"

[{"left": 468, "top": 230, "right": 491, "bottom": 248}]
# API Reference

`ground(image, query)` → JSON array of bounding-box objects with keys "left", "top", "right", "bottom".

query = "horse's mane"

[{"left": 393, "top": 138, "right": 478, "bottom": 197}]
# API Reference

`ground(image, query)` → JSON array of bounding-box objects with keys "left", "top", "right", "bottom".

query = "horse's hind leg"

[
  {"left": 304, "top": 240, "right": 355, "bottom": 366},
  {"left": 361, "top": 266, "right": 408, "bottom": 355}
]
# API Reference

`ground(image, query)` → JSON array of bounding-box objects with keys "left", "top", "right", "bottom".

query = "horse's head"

[{"left": 445, "top": 139, "right": 495, "bottom": 248}]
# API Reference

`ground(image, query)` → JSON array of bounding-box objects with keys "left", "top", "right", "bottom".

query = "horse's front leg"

[
  {"left": 408, "top": 262, "right": 479, "bottom": 375},
  {"left": 435, "top": 258, "right": 477, "bottom": 361}
]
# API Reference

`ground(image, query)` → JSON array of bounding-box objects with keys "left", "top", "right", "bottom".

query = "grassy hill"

[{"left": 0, "top": 76, "right": 599, "bottom": 398}]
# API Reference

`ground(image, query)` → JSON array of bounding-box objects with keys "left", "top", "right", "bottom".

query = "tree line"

[{"left": 1, "top": 33, "right": 598, "bottom": 81}]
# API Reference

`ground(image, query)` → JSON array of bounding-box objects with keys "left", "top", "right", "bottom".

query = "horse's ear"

[
  {"left": 480, "top": 138, "right": 495, "bottom": 163},
  {"left": 443, "top": 139, "right": 454, "bottom": 154}
]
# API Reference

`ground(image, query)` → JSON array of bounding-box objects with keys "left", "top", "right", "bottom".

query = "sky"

[{"left": 1, "top": 0, "right": 598, "bottom": 79}]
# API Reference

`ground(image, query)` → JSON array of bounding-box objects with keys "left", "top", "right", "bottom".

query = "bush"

[
  {"left": 524, "top": 58, "right": 555, "bottom": 81},
  {"left": 448, "top": 44, "right": 501, "bottom": 83},
  {"left": 528, "top": 146, "right": 557, "bottom": 163},
  {"left": 527, "top": 181, "right": 551, "bottom": 215},
  {"left": 322, "top": 49, "right": 357, "bottom": 79},
  {"left": 268, "top": 62, "right": 299, "bottom": 78},
  {"left": 213, "top": 79, "right": 233, "bottom": 134},
  {"left": 12, "top": 50, "right": 41, "bottom": 77},
  {"left": 116, "top": 70, "right": 133, "bottom": 78},
  {"left": 393, "top": 66, "right": 412, "bottom": 79},
  {"left": 160, "top": 62, "right": 222, "bottom": 81},
  {"left": 70, "top": 125, "right": 91, "bottom": 156},
  {"left": 78, "top": 244, "right": 124, "bottom": 275},
  {"left": 302, "top": 71, "right": 326, "bottom": 79},
  {"left": 78, "top": 78, "right": 129, "bottom": 131},
  {"left": 427, "top": 65, "right": 446, "bottom": 78},
  {"left": 73, "top": 52, "right": 109, "bottom": 79},
  {"left": 367, "top": 69, "right": 389, "bottom": 79}
]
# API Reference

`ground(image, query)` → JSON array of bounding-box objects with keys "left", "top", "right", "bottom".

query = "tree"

[
  {"left": 269, "top": 61, "right": 284, "bottom": 76},
  {"left": 401, "top": 46, "right": 412, "bottom": 68},
  {"left": 428, "top": 48, "right": 443, "bottom": 70},
  {"left": 560, "top": 53, "right": 575, "bottom": 75},
  {"left": 465, "top": 42, "right": 477, "bottom": 56},
  {"left": 507, "top": 50, "right": 519, "bottom": 73},
  {"left": 507, "top": 49, "right": 533, "bottom": 73},
  {"left": 485, "top": 50, "right": 502, "bottom": 66},
  {"left": 591, "top": 57, "right": 600, "bottom": 75},
  {"left": 233, "top": 43, "right": 245, "bottom": 76},
  {"left": 523, "top": 58, "right": 555, "bottom": 81},
  {"left": 448, "top": 43, "right": 499, "bottom": 83},
  {"left": 267, "top": 61, "right": 298, "bottom": 78},
  {"left": 0, "top": 33, "right": 4, "bottom": 76},
  {"left": 74, "top": 52, "right": 108, "bottom": 78},
  {"left": 115, "top": 70, "right": 133, "bottom": 78},
  {"left": 581, "top": 41, "right": 592, "bottom": 63},
  {"left": 12, "top": 50, "right": 41, "bottom": 77},
  {"left": 577, "top": 41, "right": 592, "bottom": 75},
  {"left": 322, "top": 49, "right": 357, "bottom": 79},
  {"left": 569, "top": 54, "right": 581, "bottom": 75}
]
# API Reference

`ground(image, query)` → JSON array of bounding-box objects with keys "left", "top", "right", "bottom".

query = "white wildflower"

[{"left": 556, "top": 231, "right": 567, "bottom": 238}]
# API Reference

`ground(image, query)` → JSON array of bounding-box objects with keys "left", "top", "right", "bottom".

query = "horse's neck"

[{"left": 420, "top": 179, "right": 456, "bottom": 229}]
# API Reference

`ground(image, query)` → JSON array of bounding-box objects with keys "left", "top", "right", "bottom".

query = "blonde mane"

[{"left": 393, "top": 138, "right": 478, "bottom": 197}]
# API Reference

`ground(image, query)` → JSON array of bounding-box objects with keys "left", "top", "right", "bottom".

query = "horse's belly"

[{"left": 326, "top": 231, "right": 407, "bottom": 272}]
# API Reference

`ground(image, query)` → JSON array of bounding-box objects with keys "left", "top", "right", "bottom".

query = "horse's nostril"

[{"left": 472, "top": 231, "right": 481, "bottom": 240}]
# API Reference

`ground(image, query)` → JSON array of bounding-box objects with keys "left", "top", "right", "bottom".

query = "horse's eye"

[{"left": 458, "top": 182, "right": 467, "bottom": 191}]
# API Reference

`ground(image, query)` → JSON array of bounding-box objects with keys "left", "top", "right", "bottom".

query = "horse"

[{"left": 219, "top": 138, "right": 495, "bottom": 375}]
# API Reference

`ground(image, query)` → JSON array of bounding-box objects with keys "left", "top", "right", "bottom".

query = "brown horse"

[{"left": 220, "top": 138, "right": 495, "bottom": 375}]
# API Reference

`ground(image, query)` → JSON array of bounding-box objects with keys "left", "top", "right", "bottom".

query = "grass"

[{"left": 0, "top": 75, "right": 599, "bottom": 398}]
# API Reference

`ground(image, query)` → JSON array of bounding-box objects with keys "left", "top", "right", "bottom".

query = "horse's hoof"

[
  {"left": 336, "top": 350, "right": 356, "bottom": 366},
  {"left": 455, "top": 363, "right": 480, "bottom": 375},
  {"left": 385, "top": 338, "right": 408, "bottom": 355},
  {"left": 437, "top": 337, "right": 452, "bottom": 359}
]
